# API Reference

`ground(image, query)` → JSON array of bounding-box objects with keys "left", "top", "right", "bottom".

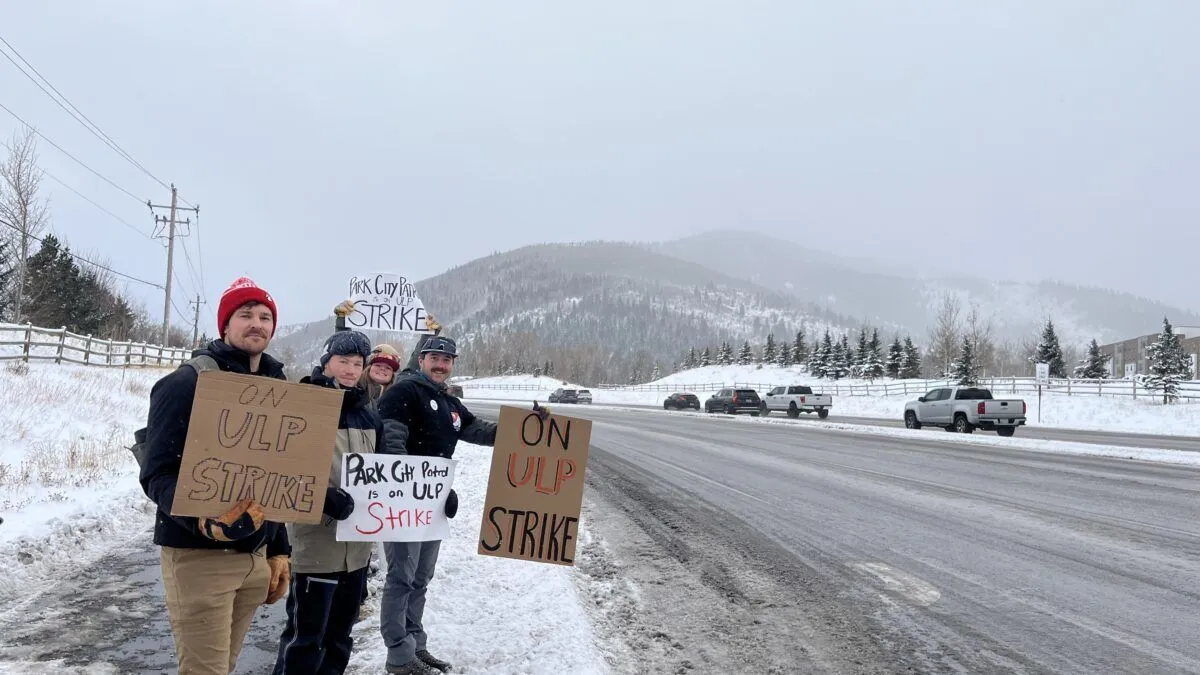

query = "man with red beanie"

[{"left": 139, "top": 276, "right": 293, "bottom": 675}]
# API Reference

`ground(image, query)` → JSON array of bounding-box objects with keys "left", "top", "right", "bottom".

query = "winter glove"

[
  {"left": 333, "top": 299, "right": 356, "bottom": 318},
  {"left": 201, "top": 498, "right": 265, "bottom": 542},
  {"left": 265, "top": 555, "right": 290, "bottom": 604},
  {"left": 425, "top": 312, "right": 442, "bottom": 335},
  {"left": 323, "top": 487, "right": 355, "bottom": 521},
  {"left": 532, "top": 400, "right": 551, "bottom": 422},
  {"left": 444, "top": 489, "right": 459, "bottom": 519}
]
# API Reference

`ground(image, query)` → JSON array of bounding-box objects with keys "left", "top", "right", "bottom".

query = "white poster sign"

[
  {"left": 1035, "top": 362, "right": 1050, "bottom": 385},
  {"left": 336, "top": 453, "right": 457, "bottom": 542},
  {"left": 346, "top": 272, "right": 433, "bottom": 333}
]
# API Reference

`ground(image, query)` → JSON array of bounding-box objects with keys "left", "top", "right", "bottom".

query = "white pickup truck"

[
  {"left": 761, "top": 385, "right": 832, "bottom": 419},
  {"left": 903, "top": 386, "right": 1026, "bottom": 436}
]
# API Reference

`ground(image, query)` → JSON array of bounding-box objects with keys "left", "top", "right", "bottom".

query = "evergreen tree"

[
  {"left": 1144, "top": 317, "right": 1193, "bottom": 403},
  {"left": 830, "top": 335, "right": 852, "bottom": 379},
  {"left": 651, "top": 363, "right": 662, "bottom": 381},
  {"left": 775, "top": 337, "right": 792, "bottom": 367},
  {"left": 810, "top": 329, "right": 833, "bottom": 378},
  {"left": 534, "top": 364, "right": 543, "bottom": 377},
  {"left": 717, "top": 341, "right": 734, "bottom": 366},
  {"left": 900, "top": 336, "right": 922, "bottom": 379},
  {"left": 950, "top": 335, "right": 979, "bottom": 385},
  {"left": 863, "top": 328, "right": 885, "bottom": 379},
  {"left": 699, "top": 346, "right": 713, "bottom": 367},
  {"left": 762, "top": 333, "right": 777, "bottom": 364},
  {"left": 853, "top": 328, "right": 870, "bottom": 377},
  {"left": 1033, "top": 318, "right": 1067, "bottom": 378},
  {"left": 0, "top": 238, "right": 14, "bottom": 321},
  {"left": 1073, "top": 339, "right": 1111, "bottom": 379},
  {"left": 628, "top": 367, "right": 641, "bottom": 385},
  {"left": 885, "top": 336, "right": 904, "bottom": 378},
  {"left": 792, "top": 330, "right": 807, "bottom": 366},
  {"left": 684, "top": 347, "right": 698, "bottom": 369},
  {"left": 738, "top": 340, "right": 754, "bottom": 365}
]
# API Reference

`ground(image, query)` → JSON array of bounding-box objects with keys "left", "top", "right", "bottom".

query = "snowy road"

[{"left": 472, "top": 401, "right": 1200, "bottom": 674}]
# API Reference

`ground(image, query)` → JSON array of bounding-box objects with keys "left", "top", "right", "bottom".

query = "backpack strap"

[
  {"left": 130, "top": 354, "right": 221, "bottom": 469},
  {"left": 184, "top": 354, "right": 220, "bottom": 373}
]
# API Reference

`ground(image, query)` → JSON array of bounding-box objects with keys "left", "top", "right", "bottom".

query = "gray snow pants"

[{"left": 380, "top": 540, "right": 442, "bottom": 667}]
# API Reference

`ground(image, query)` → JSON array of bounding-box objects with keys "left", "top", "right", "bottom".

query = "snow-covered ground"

[
  {"left": 0, "top": 361, "right": 608, "bottom": 674},
  {"left": 456, "top": 366, "right": 1200, "bottom": 437}
]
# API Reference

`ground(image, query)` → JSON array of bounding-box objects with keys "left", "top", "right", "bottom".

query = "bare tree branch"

[{"left": 0, "top": 128, "right": 50, "bottom": 321}]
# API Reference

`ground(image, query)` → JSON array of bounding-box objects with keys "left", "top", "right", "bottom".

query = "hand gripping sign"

[{"left": 336, "top": 453, "right": 457, "bottom": 542}]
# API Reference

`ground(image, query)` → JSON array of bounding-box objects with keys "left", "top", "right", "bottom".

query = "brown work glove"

[
  {"left": 265, "top": 555, "right": 290, "bottom": 604},
  {"left": 425, "top": 312, "right": 442, "bottom": 335},
  {"left": 200, "top": 498, "right": 265, "bottom": 542},
  {"left": 333, "top": 299, "right": 356, "bottom": 318}
]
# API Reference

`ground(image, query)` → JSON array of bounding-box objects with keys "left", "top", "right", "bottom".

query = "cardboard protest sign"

[
  {"left": 477, "top": 406, "right": 591, "bottom": 566},
  {"left": 170, "top": 371, "right": 343, "bottom": 524},
  {"left": 336, "top": 454, "right": 457, "bottom": 542},
  {"left": 346, "top": 272, "right": 433, "bottom": 333}
]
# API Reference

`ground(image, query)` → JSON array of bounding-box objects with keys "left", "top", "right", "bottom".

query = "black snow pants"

[{"left": 271, "top": 567, "right": 370, "bottom": 675}]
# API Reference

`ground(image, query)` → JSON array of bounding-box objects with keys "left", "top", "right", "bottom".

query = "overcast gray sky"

[{"left": 3, "top": 0, "right": 1197, "bottom": 328}]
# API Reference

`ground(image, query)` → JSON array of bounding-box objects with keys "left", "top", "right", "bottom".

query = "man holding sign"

[
  {"left": 138, "top": 277, "right": 293, "bottom": 675},
  {"left": 375, "top": 335, "right": 498, "bottom": 675}
]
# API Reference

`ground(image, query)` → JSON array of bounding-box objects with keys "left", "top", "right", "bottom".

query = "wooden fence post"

[
  {"left": 54, "top": 326, "right": 67, "bottom": 364},
  {"left": 83, "top": 334, "right": 93, "bottom": 364},
  {"left": 22, "top": 322, "right": 32, "bottom": 363}
]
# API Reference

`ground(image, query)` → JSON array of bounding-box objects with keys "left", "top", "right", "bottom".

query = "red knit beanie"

[{"left": 217, "top": 277, "right": 278, "bottom": 338}]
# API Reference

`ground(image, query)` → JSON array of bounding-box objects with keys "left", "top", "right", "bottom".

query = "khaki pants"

[{"left": 160, "top": 546, "right": 271, "bottom": 675}]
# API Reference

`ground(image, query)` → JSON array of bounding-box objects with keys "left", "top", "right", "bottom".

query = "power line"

[
  {"left": 0, "top": 35, "right": 171, "bottom": 193},
  {"left": 0, "top": 216, "right": 163, "bottom": 289},
  {"left": 0, "top": 97, "right": 144, "bottom": 204}
]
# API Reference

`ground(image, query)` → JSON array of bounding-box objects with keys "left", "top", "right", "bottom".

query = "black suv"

[
  {"left": 663, "top": 393, "right": 701, "bottom": 410},
  {"left": 704, "top": 388, "right": 761, "bottom": 415},
  {"left": 549, "top": 388, "right": 578, "bottom": 403}
]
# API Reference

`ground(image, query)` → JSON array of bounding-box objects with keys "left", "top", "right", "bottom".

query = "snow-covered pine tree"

[
  {"left": 775, "top": 337, "right": 792, "bottom": 367},
  {"left": 853, "top": 328, "right": 869, "bottom": 377},
  {"left": 700, "top": 346, "right": 713, "bottom": 367},
  {"left": 886, "top": 336, "right": 903, "bottom": 378},
  {"left": 792, "top": 330, "right": 807, "bottom": 366},
  {"left": 901, "top": 336, "right": 922, "bottom": 378},
  {"left": 950, "top": 335, "right": 979, "bottom": 385},
  {"left": 1073, "top": 338, "right": 1111, "bottom": 379},
  {"left": 762, "top": 333, "right": 777, "bottom": 364},
  {"left": 628, "top": 368, "right": 640, "bottom": 385},
  {"left": 684, "top": 347, "right": 697, "bottom": 369},
  {"left": 738, "top": 340, "right": 754, "bottom": 365},
  {"left": 651, "top": 363, "right": 662, "bottom": 381},
  {"left": 1144, "top": 317, "right": 1193, "bottom": 403},
  {"left": 717, "top": 341, "right": 733, "bottom": 366},
  {"left": 831, "top": 335, "right": 852, "bottom": 379},
  {"left": 864, "top": 328, "right": 885, "bottom": 379},
  {"left": 810, "top": 329, "right": 833, "bottom": 378},
  {"left": 1033, "top": 318, "right": 1067, "bottom": 378},
  {"left": 534, "top": 365, "right": 543, "bottom": 377}
]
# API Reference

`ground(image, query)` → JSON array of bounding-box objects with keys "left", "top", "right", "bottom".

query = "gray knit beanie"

[{"left": 320, "top": 330, "right": 372, "bottom": 367}]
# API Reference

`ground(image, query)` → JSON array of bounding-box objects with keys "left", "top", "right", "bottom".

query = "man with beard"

[
  {"left": 138, "top": 277, "right": 293, "bottom": 675},
  {"left": 375, "top": 335, "right": 497, "bottom": 675}
]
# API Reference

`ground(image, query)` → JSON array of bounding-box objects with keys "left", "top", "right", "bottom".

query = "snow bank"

[{"left": 461, "top": 366, "right": 1200, "bottom": 436}]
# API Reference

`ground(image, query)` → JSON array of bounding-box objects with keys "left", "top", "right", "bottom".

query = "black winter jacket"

[
  {"left": 138, "top": 339, "right": 292, "bottom": 557},
  {"left": 376, "top": 368, "right": 497, "bottom": 457}
]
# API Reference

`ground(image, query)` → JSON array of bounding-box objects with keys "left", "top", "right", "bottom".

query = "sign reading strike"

[
  {"left": 477, "top": 406, "right": 591, "bottom": 566},
  {"left": 337, "top": 454, "right": 457, "bottom": 542},
  {"left": 171, "top": 371, "right": 343, "bottom": 524},
  {"left": 346, "top": 272, "right": 432, "bottom": 333}
]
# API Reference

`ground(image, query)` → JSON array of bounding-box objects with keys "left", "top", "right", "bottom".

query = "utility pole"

[
  {"left": 189, "top": 294, "right": 206, "bottom": 347},
  {"left": 148, "top": 184, "right": 199, "bottom": 346}
]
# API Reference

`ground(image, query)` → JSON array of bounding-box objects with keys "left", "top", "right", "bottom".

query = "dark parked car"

[
  {"left": 704, "top": 388, "right": 761, "bottom": 415},
  {"left": 549, "top": 388, "right": 579, "bottom": 403},
  {"left": 663, "top": 393, "right": 701, "bottom": 410}
]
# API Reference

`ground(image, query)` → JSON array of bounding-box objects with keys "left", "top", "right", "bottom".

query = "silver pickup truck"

[
  {"left": 903, "top": 386, "right": 1026, "bottom": 436},
  {"left": 761, "top": 385, "right": 832, "bottom": 419}
]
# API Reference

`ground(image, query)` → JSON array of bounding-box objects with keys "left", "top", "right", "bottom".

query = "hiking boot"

[
  {"left": 417, "top": 649, "right": 453, "bottom": 672},
  {"left": 385, "top": 658, "right": 439, "bottom": 675}
]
